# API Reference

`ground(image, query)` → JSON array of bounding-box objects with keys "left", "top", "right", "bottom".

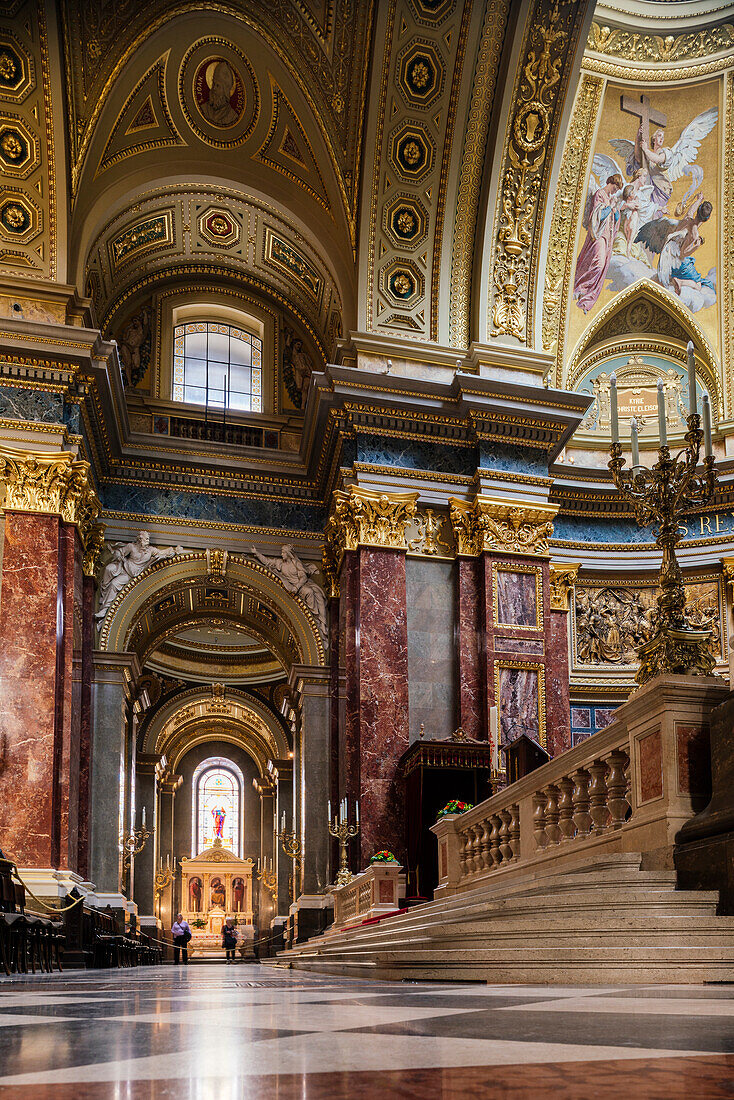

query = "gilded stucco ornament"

[
  {"left": 490, "top": 0, "right": 586, "bottom": 343},
  {"left": 587, "top": 21, "right": 734, "bottom": 65},
  {"left": 449, "top": 496, "right": 558, "bottom": 558},
  {"left": 549, "top": 562, "right": 580, "bottom": 611},
  {"left": 0, "top": 446, "right": 101, "bottom": 545},
  {"left": 324, "top": 485, "right": 419, "bottom": 578},
  {"left": 82, "top": 521, "right": 106, "bottom": 578}
]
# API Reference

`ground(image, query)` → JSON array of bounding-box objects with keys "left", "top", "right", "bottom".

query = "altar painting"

[{"left": 569, "top": 79, "right": 720, "bottom": 355}]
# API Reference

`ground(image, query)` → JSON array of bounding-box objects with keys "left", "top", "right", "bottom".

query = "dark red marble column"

[
  {"left": 77, "top": 573, "right": 95, "bottom": 878},
  {"left": 340, "top": 551, "right": 360, "bottom": 843},
  {"left": 455, "top": 557, "right": 486, "bottom": 740},
  {"left": 0, "top": 512, "right": 86, "bottom": 871},
  {"left": 356, "top": 547, "right": 410, "bottom": 865},
  {"left": 547, "top": 608, "right": 572, "bottom": 756}
]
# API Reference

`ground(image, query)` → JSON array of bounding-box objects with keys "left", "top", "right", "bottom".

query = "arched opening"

[{"left": 191, "top": 756, "right": 245, "bottom": 857}]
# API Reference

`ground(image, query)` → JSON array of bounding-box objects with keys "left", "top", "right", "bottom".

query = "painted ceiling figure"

[{"left": 96, "top": 531, "right": 184, "bottom": 622}]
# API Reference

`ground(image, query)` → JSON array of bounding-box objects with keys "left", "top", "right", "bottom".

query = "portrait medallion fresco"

[{"left": 179, "top": 39, "right": 259, "bottom": 148}]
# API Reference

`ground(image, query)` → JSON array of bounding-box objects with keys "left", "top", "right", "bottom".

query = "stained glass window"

[
  {"left": 173, "top": 321, "right": 262, "bottom": 412},
  {"left": 192, "top": 757, "right": 244, "bottom": 856}
]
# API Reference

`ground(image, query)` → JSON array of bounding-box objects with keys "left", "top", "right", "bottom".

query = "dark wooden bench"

[{"left": 0, "top": 859, "right": 64, "bottom": 974}]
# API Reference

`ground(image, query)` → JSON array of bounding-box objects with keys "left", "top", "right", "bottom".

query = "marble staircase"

[{"left": 270, "top": 852, "right": 734, "bottom": 983}]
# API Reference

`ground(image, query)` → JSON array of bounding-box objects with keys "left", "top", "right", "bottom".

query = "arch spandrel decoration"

[
  {"left": 564, "top": 281, "right": 722, "bottom": 418},
  {"left": 98, "top": 550, "right": 324, "bottom": 668}
]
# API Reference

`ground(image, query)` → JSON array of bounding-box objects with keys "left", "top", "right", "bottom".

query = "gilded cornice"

[
  {"left": 724, "top": 72, "right": 734, "bottom": 419},
  {"left": 0, "top": 446, "right": 101, "bottom": 545},
  {"left": 449, "top": 495, "right": 558, "bottom": 558},
  {"left": 586, "top": 20, "right": 734, "bottom": 65},
  {"left": 323, "top": 485, "right": 419, "bottom": 591},
  {"left": 549, "top": 560, "right": 580, "bottom": 610},
  {"left": 489, "top": 0, "right": 588, "bottom": 344}
]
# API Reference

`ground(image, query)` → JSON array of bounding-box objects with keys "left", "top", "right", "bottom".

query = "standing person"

[
  {"left": 223, "top": 918, "right": 238, "bottom": 963},
  {"left": 172, "top": 913, "right": 191, "bottom": 965}
]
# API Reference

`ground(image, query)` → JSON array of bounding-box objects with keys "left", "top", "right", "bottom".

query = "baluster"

[
  {"left": 544, "top": 785, "right": 561, "bottom": 845},
  {"left": 498, "top": 810, "right": 512, "bottom": 863},
  {"left": 588, "top": 760, "right": 610, "bottom": 833},
  {"left": 463, "top": 826, "right": 476, "bottom": 874},
  {"left": 489, "top": 814, "right": 502, "bottom": 867},
  {"left": 509, "top": 804, "right": 521, "bottom": 862},
  {"left": 532, "top": 791, "right": 548, "bottom": 850},
  {"left": 557, "top": 776, "right": 575, "bottom": 842},
  {"left": 572, "top": 769, "right": 592, "bottom": 837},
  {"left": 606, "top": 749, "right": 630, "bottom": 827},
  {"left": 459, "top": 828, "right": 471, "bottom": 876},
  {"left": 471, "top": 824, "right": 483, "bottom": 873},
  {"left": 479, "top": 819, "right": 492, "bottom": 872}
]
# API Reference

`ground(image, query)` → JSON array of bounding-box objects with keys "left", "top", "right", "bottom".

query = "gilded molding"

[
  {"left": 724, "top": 72, "right": 734, "bottom": 420},
  {"left": 0, "top": 447, "right": 101, "bottom": 544},
  {"left": 549, "top": 561, "right": 580, "bottom": 611},
  {"left": 449, "top": 0, "right": 508, "bottom": 348},
  {"left": 542, "top": 74, "right": 602, "bottom": 367},
  {"left": 449, "top": 495, "right": 558, "bottom": 558},
  {"left": 82, "top": 521, "right": 106, "bottom": 578},
  {"left": 586, "top": 20, "right": 734, "bottom": 64},
  {"left": 323, "top": 485, "right": 419, "bottom": 580},
  {"left": 489, "top": 0, "right": 587, "bottom": 343}
]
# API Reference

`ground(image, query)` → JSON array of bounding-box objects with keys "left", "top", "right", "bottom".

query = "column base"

[{"left": 17, "top": 867, "right": 91, "bottom": 904}]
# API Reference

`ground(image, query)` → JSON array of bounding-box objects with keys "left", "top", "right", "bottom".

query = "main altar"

[{"left": 180, "top": 839, "right": 255, "bottom": 957}]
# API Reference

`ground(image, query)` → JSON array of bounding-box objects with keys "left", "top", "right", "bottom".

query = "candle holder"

[
  {"left": 609, "top": 406, "right": 717, "bottom": 686},
  {"left": 256, "top": 864, "right": 278, "bottom": 902},
  {"left": 277, "top": 829, "right": 302, "bottom": 902},
  {"left": 153, "top": 866, "right": 172, "bottom": 919},
  {"left": 121, "top": 824, "right": 150, "bottom": 874},
  {"left": 328, "top": 815, "right": 360, "bottom": 887}
]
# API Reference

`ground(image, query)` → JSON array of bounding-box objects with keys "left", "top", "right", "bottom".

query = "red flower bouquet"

[{"left": 437, "top": 799, "right": 473, "bottom": 819}]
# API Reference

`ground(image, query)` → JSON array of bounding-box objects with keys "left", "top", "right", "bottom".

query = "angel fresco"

[{"left": 575, "top": 98, "right": 718, "bottom": 314}]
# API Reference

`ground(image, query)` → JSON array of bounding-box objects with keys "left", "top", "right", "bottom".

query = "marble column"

[
  {"left": 274, "top": 766, "right": 293, "bottom": 917},
  {"left": 0, "top": 513, "right": 87, "bottom": 872},
  {"left": 157, "top": 773, "right": 181, "bottom": 927},
  {"left": 547, "top": 564, "right": 579, "bottom": 756},
  {"left": 89, "top": 651, "right": 140, "bottom": 897},
  {"left": 77, "top": 571, "right": 96, "bottom": 879},
  {"left": 133, "top": 753, "right": 160, "bottom": 918},
  {"left": 290, "top": 665, "right": 330, "bottom": 895},
  {"left": 256, "top": 778, "right": 275, "bottom": 928}
]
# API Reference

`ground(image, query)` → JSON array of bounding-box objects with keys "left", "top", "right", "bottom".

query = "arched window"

[
  {"left": 191, "top": 757, "right": 244, "bottom": 856},
  {"left": 173, "top": 321, "right": 262, "bottom": 412}
]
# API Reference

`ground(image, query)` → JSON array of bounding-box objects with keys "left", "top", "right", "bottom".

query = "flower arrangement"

[
  {"left": 437, "top": 799, "right": 473, "bottom": 819},
  {"left": 191, "top": 917, "right": 207, "bottom": 929},
  {"left": 369, "top": 850, "right": 398, "bottom": 864}
]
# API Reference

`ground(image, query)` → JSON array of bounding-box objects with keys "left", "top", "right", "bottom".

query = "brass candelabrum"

[
  {"left": 121, "top": 823, "right": 150, "bottom": 874},
  {"left": 153, "top": 865, "right": 172, "bottom": 920},
  {"left": 609, "top": 357, "right": 717, "bottom": 686},
  {"left": 277, "top": 824, "right": 302, "bottom": 902},
  {"left": 328, "top": 798, "right": 360, "bottom": 886},
  {"left": 256, "top": 861, "right": 278, "bottom": 902}
]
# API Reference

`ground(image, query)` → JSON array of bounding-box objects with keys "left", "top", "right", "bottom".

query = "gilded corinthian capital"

[
  {"left": 549, "top": 562, "right": 580, "bottom": 611},
  {"left": 323, "top": 485, "right": 419, "bottom": 591},
  {"left": 0, "top": 446, "right": 102, "bottom": 547},
  {"left": 449, "top": 496, "right": 558, "bottom": 558}
]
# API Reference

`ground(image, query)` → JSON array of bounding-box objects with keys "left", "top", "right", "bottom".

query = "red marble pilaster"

[
  {"left": 0, "top": 513, "right": 87, "bottom": 871},
  {"left": 455, "top": 557, "right": 486, "bottom": 740},
  {"left": 77, "top": 572, "right": 95, "bottom": 878},
  {"left": 547, "top": 608, "right": 572, "bottom": 756},
  {"left": 356, "top": 547, "right": 410, "bottom": 865},
  {"left": 340, "top": 551, "right": 360, "bottom": 860},
  {"left": 0, "top": 513, "right": 63, "bottom": 866}
]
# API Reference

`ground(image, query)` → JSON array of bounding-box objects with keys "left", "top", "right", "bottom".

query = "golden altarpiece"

[{"left": 180, "top": 839, "right": 254, "bottom": 950}]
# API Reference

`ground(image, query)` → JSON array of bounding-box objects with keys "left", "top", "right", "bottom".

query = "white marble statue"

[
  {"left": 251, "top": 544, "right": 327, "bottom": 635},
  {"left": 96, "top": 531, "right": 183, "bottom": 622}
]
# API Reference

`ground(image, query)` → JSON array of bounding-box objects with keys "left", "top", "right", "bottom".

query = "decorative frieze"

[
  {"left": 323, "top": 486, "right": 419, "bottom": 585},
  {"left": 0, "top": 446, "right": 101, "bottom": 544},
  {"left": 449, "top": 496, "right": 557, "bottom": 558}
]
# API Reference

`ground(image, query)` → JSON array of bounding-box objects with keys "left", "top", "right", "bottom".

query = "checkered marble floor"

[{"left": 0, "top": 965, "right": 732, "bottom": 1097}]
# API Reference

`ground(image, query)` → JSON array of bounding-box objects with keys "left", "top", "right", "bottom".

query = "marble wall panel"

[
  {"left": 676, "top": 722, "right": 711, "bottom": 801},
  {"left": 0, "top": 513, "right": 61, "bottom": 865},
  {"left": 357, "top": 548, "right": 410, "bottom": 864},
  {"left": 639, "top": 730, "right": 663, "bottom": 803},
  {"left": 101, "top": 484, "right": 326, "bottom": 532},
  {"left": 406, "top": 558, "right": 455, "bottom": 741},
  {"left": 456, "top": 558, "right": 484, "bottom": 740},
  {"left": 546, "top": 609, "right": 572, "bottom": 756}
]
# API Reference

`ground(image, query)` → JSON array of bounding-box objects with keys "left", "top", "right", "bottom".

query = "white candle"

[
  {"left": 281, "top": 811, "right": 286, "bottom": 832},
  {"left": 610, "top": 373, "right": 619, "bottom": 443},
  {"left": 631, "top": 418, "right": 639, "bottom": 468},
  {"left": 327, "top": 799, "right": 332, "bottom": 824},
  {"left": 355, "top": 800, "right": 360, "bottom": 825},
  {"left": 687, "top": 341, "right": 697, "bottom": 418},
  {"left": 657, "top": 380, "right": 667, "bottom": 446},
  {"left": 166, "top": 853, "right": 170, "bottom": 870},
  {"left": 257, "top": 858, "right": 260, "bottom": 871},
  {"left": 142, "top": 806, "right": 146, "bottom": 828},
  {"left": 702, "top": 393, "right": 713, "bottom": 456}
]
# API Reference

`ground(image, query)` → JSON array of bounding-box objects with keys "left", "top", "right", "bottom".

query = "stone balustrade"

[
  {"left": 432, "top": 675, "right": 728, "bottom": 897},
  {"left": 332, "top": 862, "right": 406, "bottom": 927}
]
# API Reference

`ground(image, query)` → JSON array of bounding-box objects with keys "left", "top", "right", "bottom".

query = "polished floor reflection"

[{"left": 0, "top": 965, "right": 732, "bottom": 1098}]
